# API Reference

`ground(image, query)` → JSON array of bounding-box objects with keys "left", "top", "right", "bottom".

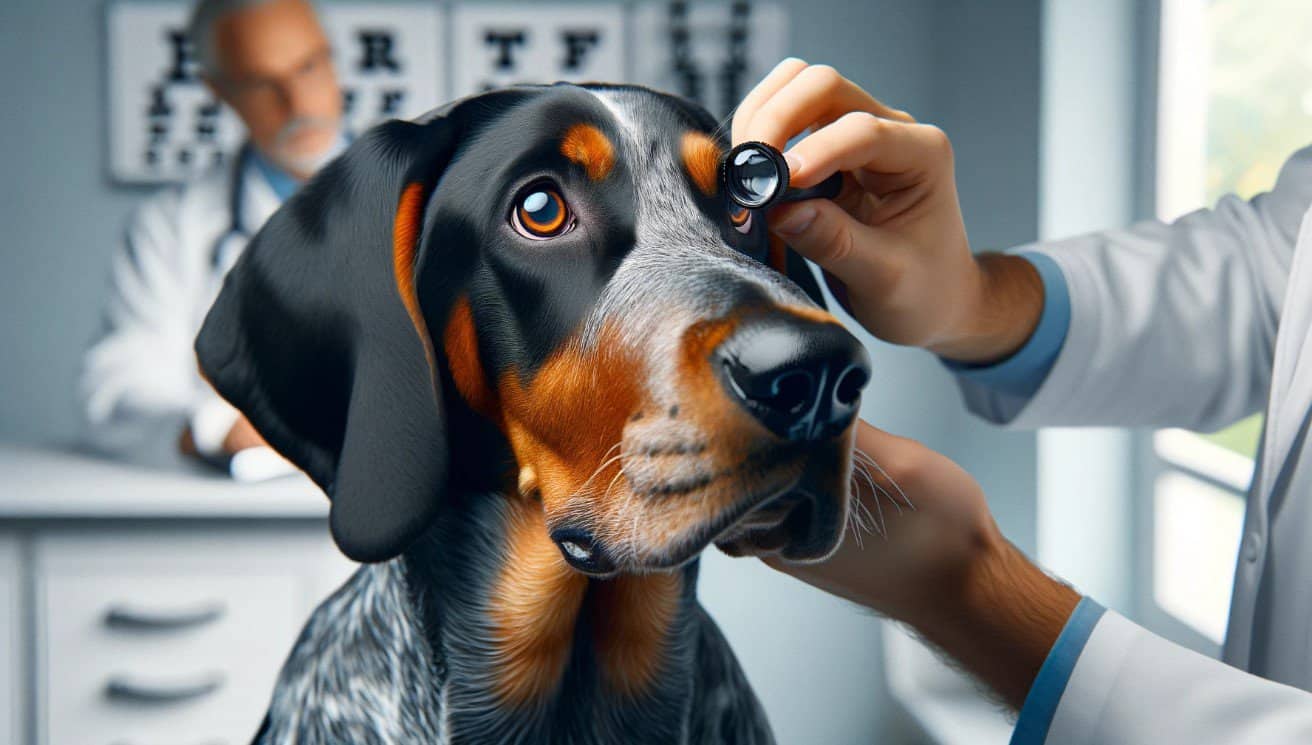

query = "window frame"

[{"left": 1132, "top": 0, "right": 1263, "bottom": 658}]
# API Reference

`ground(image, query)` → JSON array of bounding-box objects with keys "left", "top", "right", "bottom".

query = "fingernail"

[
  {"left": 784, "top": 149, "right": 804, "bottom": 178},
  {"left": 773, "top": 204, "right": 816, "bottom": 236}
]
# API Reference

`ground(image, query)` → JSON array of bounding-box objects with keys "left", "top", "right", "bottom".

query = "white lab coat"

[
  {"left": 960, "top": 145, "right": 1312, "bottom": 742},
  {"left": 80, "top": 153, "right": 282, "bottom": 469}
]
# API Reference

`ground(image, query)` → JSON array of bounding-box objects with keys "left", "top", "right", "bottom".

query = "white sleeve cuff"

[{"left": 189, "top": 397, "right": 241, "bottom": 456}]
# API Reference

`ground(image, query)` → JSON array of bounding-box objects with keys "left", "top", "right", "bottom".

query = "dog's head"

[{"left": 197, "top": 83, "right": 870, "bottom": 573}]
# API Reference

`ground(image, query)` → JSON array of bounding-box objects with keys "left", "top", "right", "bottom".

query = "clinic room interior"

[{"left": 2, "top": 0, "right": 1310, "bottom": 743}]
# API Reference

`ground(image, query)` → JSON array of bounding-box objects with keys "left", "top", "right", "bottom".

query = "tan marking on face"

[
  {"left": 497, "top": 324, "right": 642, "bottom": 511},
  {"left": 394, "top": 182, "right": 435, "bottom": 372},
  {"left": 591, "top": 571, "right": 682, "bottom": 698},
  {"left": 681, "top": 131, "right": 722, "bottom": 197},
  {"left": 442, "top": 296, "right": 499, "bottom": 419},
  {"left": 780, "top": 303, "right": 842, "bottom": 326},
  {"left": 488, "top": 500, "right": 589, "bottom": 707},
  {"left": 560, "top": 123, "right": 616, "bottom": 181}
]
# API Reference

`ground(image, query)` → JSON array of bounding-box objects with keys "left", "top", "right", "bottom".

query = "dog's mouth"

[{"left": 546, "top": 441, "right": 850, "bottom": 576}]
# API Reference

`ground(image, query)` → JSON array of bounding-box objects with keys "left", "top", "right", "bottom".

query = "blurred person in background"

[{"left": 80, "top": 0, "right": 344, "bottom": 472}]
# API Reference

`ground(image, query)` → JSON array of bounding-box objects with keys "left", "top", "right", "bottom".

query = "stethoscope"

[{"left": 210, "top": 142, "right": 256, "bottom": 273}]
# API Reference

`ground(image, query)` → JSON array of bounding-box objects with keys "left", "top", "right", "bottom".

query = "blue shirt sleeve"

[
  {"left": 941, "top": 252, "right": 1071, "bottom": 398},
  {"left": 1009, "top": 597, "right": 1107, "bottom": 745}
]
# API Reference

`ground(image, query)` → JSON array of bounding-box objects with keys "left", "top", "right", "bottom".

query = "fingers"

[
  {"left": 785, "top": 111, "right": 952, "bottom": 188},
  {"left": 731, "top": 57, "right": 809, "bottom": 144},
  {"left": 738, "top": 64, "right": 915, "bottom": 152},
  {"left": 768, "top": 197, "right": 898, "bottom": 285}
]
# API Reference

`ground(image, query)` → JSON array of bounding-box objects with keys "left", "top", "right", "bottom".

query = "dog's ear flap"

[
  {"left": 195, "top": 117, "right": 460, "bottom": 562},
  {"left": 767, "top": 234, "right": 829, "bottom": 309}
]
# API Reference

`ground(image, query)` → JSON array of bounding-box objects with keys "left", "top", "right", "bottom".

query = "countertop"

[{"left": 0, "top": 444, "right": 326, "bottom": 519}]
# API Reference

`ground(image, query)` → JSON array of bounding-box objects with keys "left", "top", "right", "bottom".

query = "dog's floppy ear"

[{"left": 195, "top": 116, "right": 464, "bottom": 563}]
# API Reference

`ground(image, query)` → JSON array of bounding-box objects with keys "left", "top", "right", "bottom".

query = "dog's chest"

[{"left": 257, "top": 562, "right": 775, "bottom": 745}]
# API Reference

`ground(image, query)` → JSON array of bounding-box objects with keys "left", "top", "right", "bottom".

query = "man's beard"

[{"left": 269, "top": 116, "right": 344, "bottom": 176}]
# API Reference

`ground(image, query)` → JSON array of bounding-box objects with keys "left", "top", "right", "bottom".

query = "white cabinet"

[
  {"left": 0, "top": 533, "right": 20, "bottom": 745},
  {"left": 0, "top": 447, "right": 359, "bottom": 745},
  {"left": 34, "top": 528, "right": 354, "bottom": 745}
]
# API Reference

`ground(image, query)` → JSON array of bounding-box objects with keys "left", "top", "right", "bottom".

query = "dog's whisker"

[
  {"left": 852, "top": 460, "right": 887, "bottom": 538},
  {"left": 852, "top": 464, "right": 885, "bottom": 538},
  {"left": 843, "top": 481, "right": 870, "bottom": 546},
  {"left": 851, "top": 468, "right": 881, "bottom": 535},
  {"left": 576, "top": 443, "right": 626, "bottom": 496},
  {"left": 850, "top": 445, "right": 902, "bottom": 514},
  {"left": 855, "top": 447, "right": 916, "bottom": 512}
]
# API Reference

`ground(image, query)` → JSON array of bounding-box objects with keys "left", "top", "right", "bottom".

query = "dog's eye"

[
  {"left": 729, "top": 204, "right": 753, "bottom": 234},
  {"left": 512, "top": 185, "right": 573, "bottom": 239}
]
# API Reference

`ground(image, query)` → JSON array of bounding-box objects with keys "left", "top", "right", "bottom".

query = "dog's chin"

[{"left": 713, "top": 485, "right": 845, "bottom": 563}]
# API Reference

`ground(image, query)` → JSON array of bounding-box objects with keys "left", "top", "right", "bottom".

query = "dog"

[{"left": 195, "top": 82, "right": 871, "bottom": 744}]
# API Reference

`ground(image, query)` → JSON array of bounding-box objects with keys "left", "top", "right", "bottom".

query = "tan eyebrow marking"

[
  {"left": 560, "top": 123, "right": 616, "bottom": 181},
  {"left": 681, "top": 131, "right": 721, "bottom": 197}
]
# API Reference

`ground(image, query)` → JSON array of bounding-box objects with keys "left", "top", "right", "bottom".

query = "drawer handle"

[
  {"left": 105, "top": 672, "right": 225, "bottom": 703},
  {"left": 103, "top": 601, "right": 226, "bottom": 630}
]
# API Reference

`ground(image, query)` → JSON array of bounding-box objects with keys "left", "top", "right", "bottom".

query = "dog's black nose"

[{"left": 716, "top": 316, "right": 870, "bottom": 441}]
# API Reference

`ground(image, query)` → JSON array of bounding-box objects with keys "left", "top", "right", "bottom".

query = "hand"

[
  {"left": 222, "top": 415, "right": 267, "bottom": 453},
  {"left": 765, "top": 420, "right": 1080, "bottom": 708},
  {"left": 733, "top": 59, "right": 1043, "bottom": 363},
  {"left": 765, "top": 420, "right": 999, "bottom": 624}
]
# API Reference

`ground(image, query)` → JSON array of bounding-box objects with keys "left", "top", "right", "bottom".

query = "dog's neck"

[{"left": 400, "top": 488, "right": 702, "bottom": 741}]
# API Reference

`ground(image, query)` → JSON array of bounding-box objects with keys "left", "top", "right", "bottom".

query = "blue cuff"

[
  {"left": 941, "top": 252, "right": 1071, "bottom": 398},
  {"left": 1009, "top": 597, "right": 1107, "bottom": 745}
]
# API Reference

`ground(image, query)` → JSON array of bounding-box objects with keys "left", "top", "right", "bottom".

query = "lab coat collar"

[{"left": 1260, "top": 206, "right": 1312, "bottom": 500}]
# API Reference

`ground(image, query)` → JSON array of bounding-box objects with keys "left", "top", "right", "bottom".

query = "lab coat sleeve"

[
  {"left": 959, "top": 145, "right": 1312, "bottom": 430},
  {"left": 78, "top": 189, "right": 237, "bottom": 467},
  {"left": 1026, "top": 609, "right": 1312, "bottom": 744}
]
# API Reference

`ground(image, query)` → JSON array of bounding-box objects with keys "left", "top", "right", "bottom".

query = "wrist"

[
  {"left": 928, "top": 253, "right": 1044, "bottom": 365},
  {"left": 911, "top": 532, "right": 1080, "bottom": 708}
]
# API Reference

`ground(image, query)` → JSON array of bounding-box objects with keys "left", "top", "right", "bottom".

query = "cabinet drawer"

[{"left": 34, "top": 529, "right": 337, "bottom": 745}]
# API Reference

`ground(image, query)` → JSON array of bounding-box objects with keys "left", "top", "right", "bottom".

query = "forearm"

[
  {"left": 929, "top": 253, "right": 1045, "bottom": 365},
  {"left": 908, "top": 534, "right": 1081, "bottom": 709}
]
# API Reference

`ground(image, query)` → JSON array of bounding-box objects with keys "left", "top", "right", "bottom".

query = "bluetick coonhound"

[{"left": 196, "top": 83, "right": 871, "bottom": 744}]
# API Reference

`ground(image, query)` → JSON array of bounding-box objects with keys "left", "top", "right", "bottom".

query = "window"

[{"left": 1148, "top": 0, "right": 1312, "bottom": 646}]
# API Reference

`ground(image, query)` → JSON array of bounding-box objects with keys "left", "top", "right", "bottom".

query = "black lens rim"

[{"left": 722, "top": 141, "right": 791, "bottom": 210}]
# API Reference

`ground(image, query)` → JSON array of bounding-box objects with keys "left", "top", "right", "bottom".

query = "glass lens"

[{"left": 730, "top": 147, "right": 780, "bottom": 206}]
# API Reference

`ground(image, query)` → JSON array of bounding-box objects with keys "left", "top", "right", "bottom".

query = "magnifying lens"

[{"left": 720, "top": 141, "right": 844, "bottom": 211}]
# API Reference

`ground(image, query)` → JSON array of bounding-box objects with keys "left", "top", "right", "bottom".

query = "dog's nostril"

[
  {"left": 759, "top": 369, "right": 815, "bottom": 415},
  {"left": 834, "top": 364, "right": 869, "bottom": 407},
  {"left": 717, "top": 317, "right": 871, "bottom": 442}
]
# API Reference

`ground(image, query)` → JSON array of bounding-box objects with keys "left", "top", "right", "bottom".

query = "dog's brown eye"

[
  {"left": 512, "top": 185, "right": 572, "bottom": 239},
  {"left": 729, "top": 204, "right": 753, "bottom": 234}
]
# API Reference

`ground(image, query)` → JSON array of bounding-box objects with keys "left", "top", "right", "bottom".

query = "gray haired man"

[{"left": 80, "top": 0, "right": 344, "bottom": 469}]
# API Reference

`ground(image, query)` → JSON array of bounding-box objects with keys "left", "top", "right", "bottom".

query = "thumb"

[{"left": 767, "top": 198, "right": 888, "bottom": 289}]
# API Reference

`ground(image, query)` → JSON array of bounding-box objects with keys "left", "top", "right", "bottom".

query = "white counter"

[{"left": 0, "top": 444, "right": 327, "bottom": 519}]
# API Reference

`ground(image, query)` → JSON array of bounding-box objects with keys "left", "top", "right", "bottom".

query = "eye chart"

[
  {"left": 448, "top": 3, "right": 626, "bottom": 98},
  {"left": 630, "top": 2, "right": 788, "bottom": 126},
  {"left": 106, "top": 2, "right": 787, "bottom": 184},
  {"left": 106, "top": 1, "right": 443, "bottom": 183}
]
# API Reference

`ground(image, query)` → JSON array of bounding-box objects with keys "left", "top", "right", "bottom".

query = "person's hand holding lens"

[{"left": 733, "top": 59, "right": 1041, "bottom": 363}]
